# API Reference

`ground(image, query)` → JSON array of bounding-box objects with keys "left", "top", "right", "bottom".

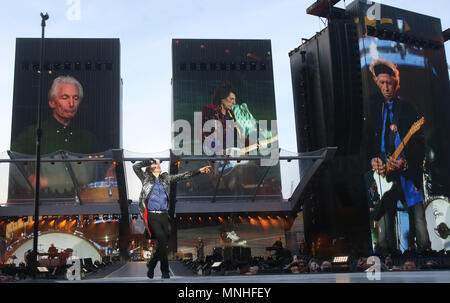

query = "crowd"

[
  {"left": 181, "top": 247, "right": 450, "bottom": 276},
  {"left": 0, "top": 252, "right": 120, "bottom": 282}
]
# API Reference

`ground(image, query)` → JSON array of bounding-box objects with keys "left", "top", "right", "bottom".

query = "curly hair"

[
  {"left": 369, "top": 58, "right": 400, "bottom": 91},
  {"left": 212, "top": 81, "right": 237, "bottom": 106}
]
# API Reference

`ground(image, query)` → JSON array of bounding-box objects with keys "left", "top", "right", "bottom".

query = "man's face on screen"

[
  {"left": 49, "top": 83, "right": 80, "bottom": 126},
  {"left": 221, "top": 92, "right": 236, "bottom": 111},
  {"left": 376, "top": 74, "right": 398, "bottom": 102}
]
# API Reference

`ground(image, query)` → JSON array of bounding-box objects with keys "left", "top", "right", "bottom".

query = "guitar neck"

[
  {"left": 383, "top": 117, "right": 424, "bottom": 175},
  {"left": 391, "top": 129, "right": 413, "bottom": 161},
  {"left": 242, "top": 135, "right": 278, "bottom": 154}
]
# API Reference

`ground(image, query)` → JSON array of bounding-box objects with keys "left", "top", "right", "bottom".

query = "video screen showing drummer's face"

[
  {"left": 7, "top": 75, "right": 119, "bottom": 204},
  {"left": 360, "top": 35, "right": 450, "bottom": 251}
]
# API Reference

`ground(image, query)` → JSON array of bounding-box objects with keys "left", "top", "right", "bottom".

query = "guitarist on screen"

[{"left": 366, "top": 59, "right": 431, "bottom": 256}]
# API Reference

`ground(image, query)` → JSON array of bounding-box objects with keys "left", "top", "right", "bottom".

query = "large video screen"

[
  {"left": 7, "top": 38, "right": 121, "bottom": 204},
  {"left": 357, "top": 2, "right": 450, "bottom": 253},
  {"left": 171, "top": 39, "right": 282, "bottom": 200}
]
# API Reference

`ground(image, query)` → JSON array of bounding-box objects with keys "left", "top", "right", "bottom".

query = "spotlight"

[
  {"left": 33, "top": 63, "right": 40, "bottom": 73},
  {"left": 332, "top": 256, "right": 350, "bottom": 264},
  {"left": 332, "top": 255, "right": 352, "bottom": 272},
  {"left": 211, "top": 261, "right": 223, "bottom": 270},
  {"left": 44, "top": 63, "right": 52, "bottom": 72}
]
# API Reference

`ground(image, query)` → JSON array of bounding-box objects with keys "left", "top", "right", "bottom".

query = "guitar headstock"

[{"left": 410, "top": 117, "right": 425, "bottom": 135}]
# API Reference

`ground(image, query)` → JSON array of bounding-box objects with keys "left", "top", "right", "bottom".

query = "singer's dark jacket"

[
  {"left": 365, "top": 95, "right": 425, "bottom": 189},
  {"left": 133, "top": 160, "right": 201, "bottom": 238}
]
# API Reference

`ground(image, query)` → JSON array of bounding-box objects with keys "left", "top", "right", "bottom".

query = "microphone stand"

[{"left": 31, "top": 12, "right": 49, "bottom": 279}]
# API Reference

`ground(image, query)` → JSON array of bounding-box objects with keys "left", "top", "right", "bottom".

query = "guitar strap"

[{"left": 384, "top": 101, "right": 399, "bottom": 156}]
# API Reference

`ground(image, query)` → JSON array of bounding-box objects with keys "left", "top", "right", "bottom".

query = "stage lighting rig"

[{"left": 307, "top": 0, "right": 342, "bottom": 17}]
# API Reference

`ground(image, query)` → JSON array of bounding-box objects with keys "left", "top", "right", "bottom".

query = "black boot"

[
  {"left": 147, "top": 260, "right": 156, "bottom": 279},
  {"left": 147, "top": 269, "right": 154, "bottom": 279},
  {"left": 162, "top": 272, "right": 170, "bottom": 279}
]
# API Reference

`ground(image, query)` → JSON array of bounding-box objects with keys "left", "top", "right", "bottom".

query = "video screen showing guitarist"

[
  {"left": 201, "top": 81, "right": 246, "bottom": 152},
  {"left": 200, "top": 81, "right": 279, "bottom": 194},
  {"left": 366, "top": 58, "right": 431, "bottom": 256},
  {"left": 201, "top": 81, "right": 257, "bottom": 193}
]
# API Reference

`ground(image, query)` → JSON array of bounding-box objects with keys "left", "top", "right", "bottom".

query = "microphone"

[{"left": 40, "top": 12, "right": 49, "bottom": 26}]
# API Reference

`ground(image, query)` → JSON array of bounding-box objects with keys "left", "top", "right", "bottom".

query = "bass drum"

[
  {"left": 424, "top": 197, "right": 450, "bottom": 251},
  {"left": 142, "top": 250, "right": 153, "bottom": 260}
]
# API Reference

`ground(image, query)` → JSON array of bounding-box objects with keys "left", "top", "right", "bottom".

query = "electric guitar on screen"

[
  {"left": 211, "top": 135, "right": 279, "bottom": 177},
  {"left": 365, "top": 117, "right": 425, "bottom": 221}
]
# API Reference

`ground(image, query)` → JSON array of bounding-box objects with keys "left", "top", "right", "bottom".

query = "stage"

[{"left": 18, "top": 261, "right": 450, "bottom": 283}]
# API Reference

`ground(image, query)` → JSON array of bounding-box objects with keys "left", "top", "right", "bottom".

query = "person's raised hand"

[{"left": 200, "top": 166, "right": 212, "bottom": 174}]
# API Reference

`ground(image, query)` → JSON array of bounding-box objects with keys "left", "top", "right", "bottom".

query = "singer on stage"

[{"left": 133, "top": 159, "right": 211, "bottom": 279}]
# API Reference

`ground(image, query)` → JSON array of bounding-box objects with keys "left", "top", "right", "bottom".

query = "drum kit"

[
  {"left": 424, "top": 196, "right": 449, "bottom": 251},
  {"left": 79, "top": 177, "right": 118, "bottom": 203},
  {"left": 423, "top": 163, "right": 450, "bottom": 251},
  {"left": 369, "top": 161, "right": 450, "bottom": 252},
  {"left": 142, "top": 250, "right": 153, "bottom": 260}
]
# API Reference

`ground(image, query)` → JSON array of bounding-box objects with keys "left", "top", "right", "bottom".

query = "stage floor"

[{"left": 51, "top": 261, "right": 450, "bottom": 283}]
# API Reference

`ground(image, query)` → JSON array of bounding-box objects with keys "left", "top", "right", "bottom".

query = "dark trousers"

[
  {"left": 147, "top": 212, "right": 170, "bottom": 274},
  {"left": 376, "top": 186, "right": 431, "bottom": 255}
]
